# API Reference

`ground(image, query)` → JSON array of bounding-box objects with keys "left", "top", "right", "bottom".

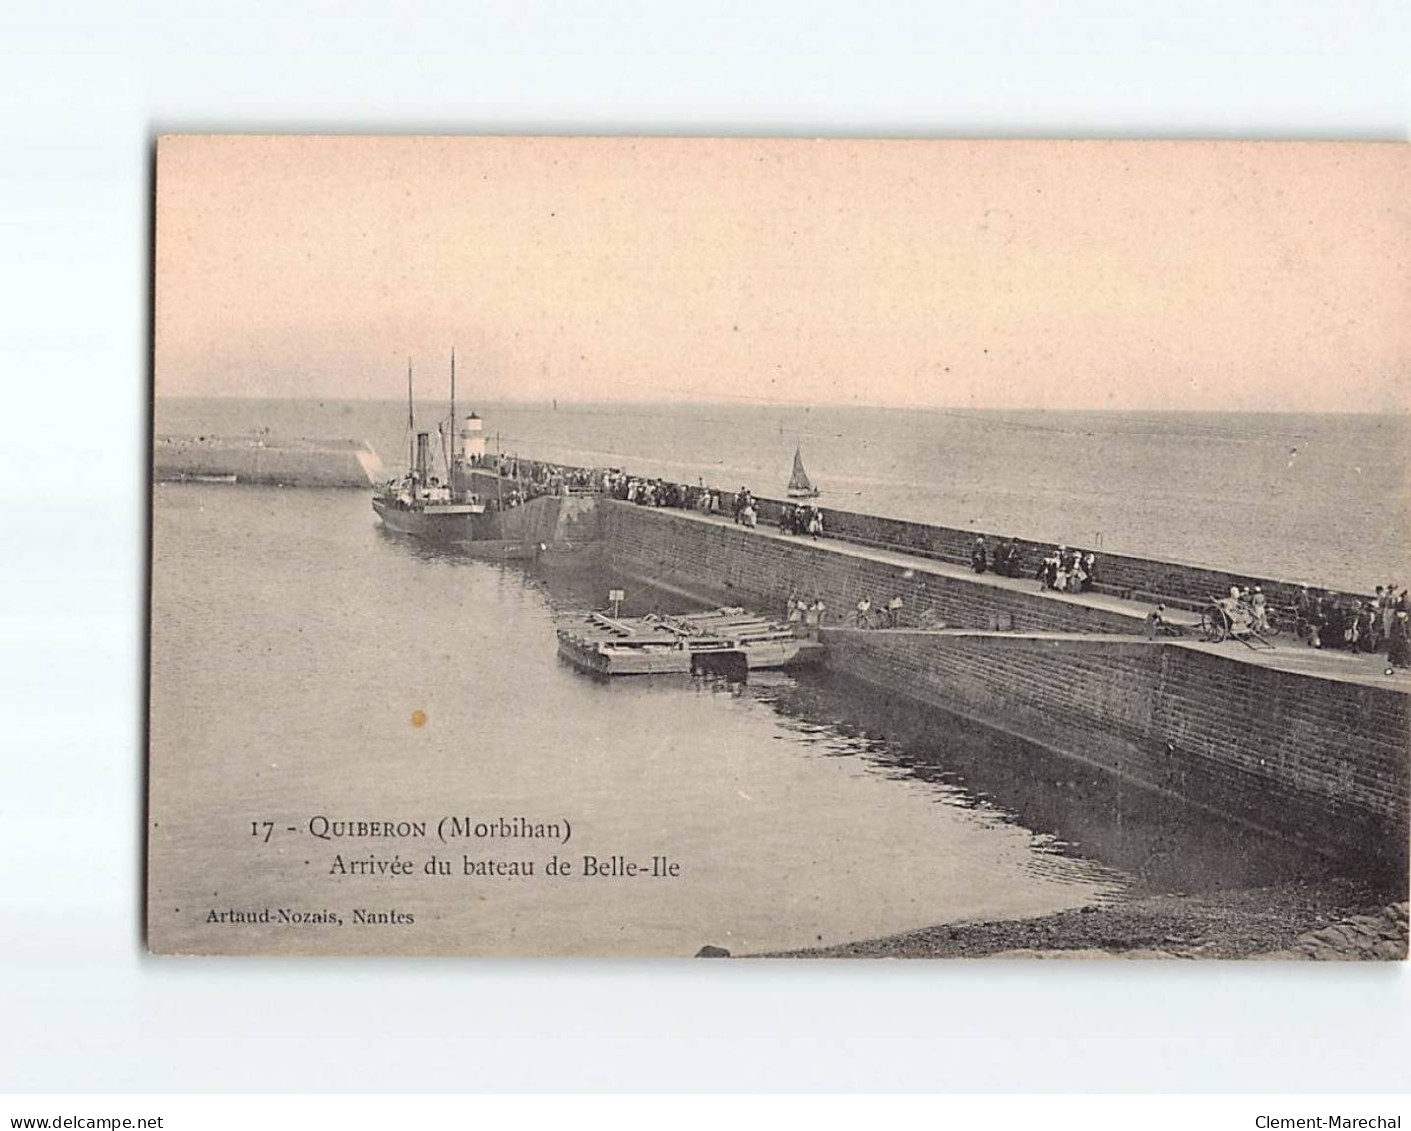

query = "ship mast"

[
  {"left": 440, "top": 348, "right": 456, "bottom": 479},
  {"left": 406, "top": 356, "right": 415, "bottom": 479}
]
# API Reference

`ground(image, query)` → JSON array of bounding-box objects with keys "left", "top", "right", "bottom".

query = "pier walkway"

[{"left": 635, "top": 503, "right": 1408, "bottom": 693}]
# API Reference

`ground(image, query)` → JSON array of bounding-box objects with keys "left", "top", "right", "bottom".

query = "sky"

[{"left": 154, "top": 136, "right": 1410, "bottom": 412}]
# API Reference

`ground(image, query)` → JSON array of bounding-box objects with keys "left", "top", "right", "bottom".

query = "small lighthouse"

[{"left": 459, "top": 412, "right": 486, "bottom": 465}]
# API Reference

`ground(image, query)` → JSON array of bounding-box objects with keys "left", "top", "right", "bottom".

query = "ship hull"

[{"left": 372, "top": 496, "right": 495, "bottom": 542}]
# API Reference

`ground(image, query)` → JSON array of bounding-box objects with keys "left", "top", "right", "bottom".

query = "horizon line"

[{"left": 152, "top": 392, "right": 1411, "bottom": 416}]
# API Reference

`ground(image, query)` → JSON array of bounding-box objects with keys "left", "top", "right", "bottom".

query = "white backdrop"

[{"left": 1, "top": 0, "right": 1408, "bottom": 1094}]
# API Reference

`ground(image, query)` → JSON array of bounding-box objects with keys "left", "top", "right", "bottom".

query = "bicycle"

[{"left": 1256, "top": 603, "right": 1285, "bottom": 638}]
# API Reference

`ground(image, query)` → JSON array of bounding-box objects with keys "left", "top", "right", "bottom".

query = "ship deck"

[{"left": 556, "top": 607, "right": 821, "bottom": 677}]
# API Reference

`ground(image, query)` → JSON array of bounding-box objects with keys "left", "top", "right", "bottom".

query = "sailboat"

[
  {"left": 786, "top": 444, "right": 820, "bottom": 498},
  {"left": 371, "top": 352, "right": 492, "bottom": 541}
]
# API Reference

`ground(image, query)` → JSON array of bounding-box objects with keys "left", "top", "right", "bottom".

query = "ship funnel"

[{"left": 415, "top": 432, "right": 431, "bottom": 480}]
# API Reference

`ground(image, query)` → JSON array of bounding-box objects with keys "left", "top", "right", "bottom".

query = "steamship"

[{"left": 371, "top": 352, "right": 497, "bottom": 542}]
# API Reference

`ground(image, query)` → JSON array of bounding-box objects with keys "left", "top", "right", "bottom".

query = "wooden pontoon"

[{"left": 556, "top": 606, "right": 822, "bottom": 677}]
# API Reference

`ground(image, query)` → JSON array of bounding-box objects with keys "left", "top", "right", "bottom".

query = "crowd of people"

[
  {"left": 564, "top": 467, "right": 725, "bottom": 516},
  {"left": 967, "top": 536, "right": 1024, "bottom": 578},
  {"left": 784, "top": 591, "right": 910, "bottom": 631},
  {"left": 487, "top": 456, "right": 600, "bottom": 504},
  {"left": 962, "top": 535, "right": 1097, "bottom": 589},
  {"left": 778, "top": 502, "right": 825, "bottom": 539},
  {"left": 1146, "top": 582, "right": 1411, "bottom": 670},
  {"left": 604, "top": 476, "right": 823, "bottom": 539},
  {"left": 1033, "top": 544, "right": 1100, "bottom": 593},
  {"left": 784, "top": 593, "right": 831, "bottom": 632},
  {"left": 491, "top": 459, "right": 786, "bottom": 531},
  {"left": 1289, "top": 584, "right": 1411, "bottom": 667}
]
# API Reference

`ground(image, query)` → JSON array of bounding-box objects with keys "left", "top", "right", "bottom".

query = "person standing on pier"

[
  {"left": 1308, "top": 591, "right": 1328, "bottom": 648},
  {"left": 1037, "top": 551, "right": 1059, "bottom": 590},
  {"left": 1358, "top": 602, "right": 1380, "bottom": 653},
  {"left": 1387, "top": 611, "right": 1411, "bottom": 670},
  {"left": 1066, "top": 546, "right": 1081, "bottom": 589},
  {"left": 1145, "top": 604, "right": 1168, "bottom": 639},
  {"left": 1218, "top": 586, "right": 1251, "bottom": 636},
  {"left": 1381, "top": 586, "right": 1398, "bottom": 641},
  {"left": 1251, "top": 586, "right": 1269, "bottom": 633},
  {"left": 1004, "top": 539, "right": 1022, "bottom": 578},
  {"left": 1295, "top": 585, "right": 1315, "bottom": 641},
  {"left": 1067, "top": 548, "right": 1085, "bottom": 591},
  {"left": 887, "top": 595, "right": 904, "bottom": 628},
  {"left": 971, "top": 537, "right": 988, "bottom": 574},
  {"left": 732, "top": 487, "right": 752, "bottom": 524}
]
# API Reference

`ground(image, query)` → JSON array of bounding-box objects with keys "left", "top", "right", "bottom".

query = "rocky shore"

[{"left": 763, "top": 880, "right": 1408, "bottom": 960}]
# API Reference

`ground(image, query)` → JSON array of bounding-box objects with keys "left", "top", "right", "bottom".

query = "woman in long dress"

[{"left": 1387, "top": 612, "right": 1411, "bottom": 669}]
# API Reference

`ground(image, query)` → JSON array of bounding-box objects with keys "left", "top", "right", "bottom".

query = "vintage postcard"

[{"left": 148, "top": 136, "right": 1409, "bottom": 958}]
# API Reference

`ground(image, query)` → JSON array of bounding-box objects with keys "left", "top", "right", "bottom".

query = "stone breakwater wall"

[
  {"left": 601, "top": 502, "right": 1139, "bottom": 634},
  {"left": 512, "top": 449, "right": 1375, "bottom": 608},
  {"left": 741, "top": 493, "right": 1370, "bottom": 612},
  {"left": 600, "top": 500, "right": 1409, "bottom": 868},
  {"left": 155, "top": 435, "right": 384, "bottom": 488},
  {"left": 820, "top": 629, "right": 1409, "bottom": 869}
]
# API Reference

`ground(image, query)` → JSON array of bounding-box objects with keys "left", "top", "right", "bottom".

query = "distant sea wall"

[{"left": 154, "top": 435, "right": 384, "bottom": 488}]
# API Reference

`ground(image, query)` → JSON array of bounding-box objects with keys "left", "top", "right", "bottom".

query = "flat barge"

[{"left": 556, "top": 607, "right": 822, "bottom": 677}]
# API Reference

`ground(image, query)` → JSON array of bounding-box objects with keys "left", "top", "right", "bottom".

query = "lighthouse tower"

[{"left": 459, "top": 412, "right": 486, "bottom": 465}]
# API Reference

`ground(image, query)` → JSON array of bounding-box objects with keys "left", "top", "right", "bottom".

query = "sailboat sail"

[{"left": 787, "top": 446, "right": 818, "bottom": 495}]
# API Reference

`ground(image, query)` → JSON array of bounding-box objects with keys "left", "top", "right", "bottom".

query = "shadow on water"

[
  {"left": 753, "top": 668, "right": 1359, "bottom": 899},
  {"left": 373, "top": 519, "right": 704, "bottom": 614},
  {"left": 374, "top": 522, "right": 1356, "bottom": 902}
]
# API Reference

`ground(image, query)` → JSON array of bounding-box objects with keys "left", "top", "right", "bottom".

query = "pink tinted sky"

[{"left": 155, "top": 136, "right": 1409, "bottom": 412}]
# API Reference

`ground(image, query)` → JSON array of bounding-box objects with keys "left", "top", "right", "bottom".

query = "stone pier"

[{"left": 598, "top": 498, "right": 1410, "bottom": 871}]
